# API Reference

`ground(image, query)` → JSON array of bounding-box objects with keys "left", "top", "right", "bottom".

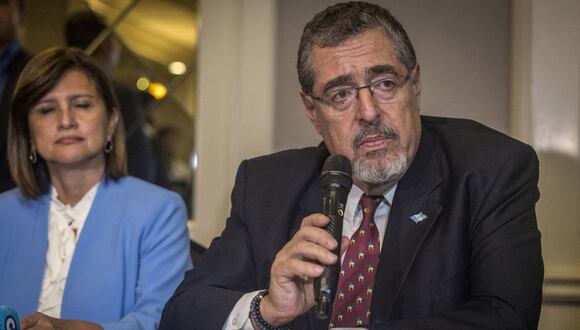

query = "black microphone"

[
  {"left": 314, "top": 154, "right": 352, "bottom": 319},
  {"left": 0, "top": 305, "right": 20, "bottom": 330}
]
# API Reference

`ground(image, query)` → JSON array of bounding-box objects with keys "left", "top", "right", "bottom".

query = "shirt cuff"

[{"left": 223, "top": 290, "right": 262, "bottom": 330}]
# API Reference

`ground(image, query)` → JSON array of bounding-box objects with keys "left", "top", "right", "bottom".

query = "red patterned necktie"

[{"left": 330, "top": 194, "right": 382, "bottom": 328}]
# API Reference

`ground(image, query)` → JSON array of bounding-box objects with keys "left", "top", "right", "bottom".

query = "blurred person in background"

[
  {"left": 65, "top": 10, "right": 159, "bottom": 184},
  {"left": 155, "top": 126, "right": 193, "bottom": 212},
  {"left": 0, "top": 0, "right": 31, "bottom": 192},
  {"left": 0, "top": 47, "right": 192, "bottom": 329}
]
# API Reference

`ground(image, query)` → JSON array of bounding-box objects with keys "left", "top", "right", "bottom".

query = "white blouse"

[{"left": 37, "top": 183, "right": 99, "bottom": 318}]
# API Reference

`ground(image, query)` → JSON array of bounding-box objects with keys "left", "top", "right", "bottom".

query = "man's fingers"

[
  {"left": 271, "top": 220, "right": 341, "bottom": 283},
  {"left": 20, "top": 312, "right": 40, "bottom": 329},
  {"left": 291, "top": 225, "right": 337, "bottom": 251},
  {"left": 300, "top": 213, "right": 330, "bottom": 229},
  {"left": 281, "top": 240, "right": 338, "bottom": 266},
  {"left": 277, "top": 258, "right": 325, "bottom": 279},
  {"left": 340, "top": 235, "right": 350, "bottom": 259}
]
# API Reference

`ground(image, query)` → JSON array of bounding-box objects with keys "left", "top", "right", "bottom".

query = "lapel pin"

[{"left": 410, "top": 212, "right": 428, "bottom": 224}]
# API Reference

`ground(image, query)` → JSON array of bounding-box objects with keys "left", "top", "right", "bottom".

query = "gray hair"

[{"left": 297, "top": 1, "right": 417, "bottom": 93}]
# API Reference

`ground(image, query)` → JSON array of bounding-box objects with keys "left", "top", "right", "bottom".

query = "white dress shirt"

[
  {"left": 223, "top": 184, "right": 397, "bottom": 329},
  {"left": 37, "top": 183, "right": 99, "bottom": 318}
]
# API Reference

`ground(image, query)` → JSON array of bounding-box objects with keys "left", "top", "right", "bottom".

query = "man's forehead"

[{"left": 310, "top": 29, "right": 403, "bottom": 89}]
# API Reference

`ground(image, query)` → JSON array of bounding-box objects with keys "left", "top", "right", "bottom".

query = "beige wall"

[
  {"left": 190, "top": 0, "right": 275, "bottom": 246},
  {"left": 511, "top": 0, "right": 580, "bottom": 328}
]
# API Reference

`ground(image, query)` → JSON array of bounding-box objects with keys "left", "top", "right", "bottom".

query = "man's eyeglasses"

[{"left": 307, "top": 67, "right": 415, "bottom": 112}]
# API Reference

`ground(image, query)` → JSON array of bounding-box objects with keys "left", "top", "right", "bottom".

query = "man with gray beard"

[{"left": 161, "top": 2, "right": 543, "bottom": 329}]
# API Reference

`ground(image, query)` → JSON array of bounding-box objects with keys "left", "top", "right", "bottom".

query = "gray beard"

[
  {"left": 351, "top": 121, "right": 409, "bottom": 186},
  {"left": 353, "top": 148, "right": 408, "bottom": 185}
]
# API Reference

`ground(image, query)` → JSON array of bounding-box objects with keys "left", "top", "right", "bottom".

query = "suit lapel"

[
  {"left": 371, "top": 126, "right": 443, "bottom": 324},
  {"left": 293, "top": 177, "right": 321, "bottom": 236},
  {"left": 292, "top": 144, "right": 329, "bottom": 237}
]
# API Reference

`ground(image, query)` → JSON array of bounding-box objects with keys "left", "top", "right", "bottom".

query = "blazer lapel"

[
  {"left": 371, "top": 127, "right": 443, "bottom": 324},
  {"left": 28, "top": 194, "right": 51, "bottom": 298},
  {"left": 61, "top": 179, "right": 122, "bottom": 317}
]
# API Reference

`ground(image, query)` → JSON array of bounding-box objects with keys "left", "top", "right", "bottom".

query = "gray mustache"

[{"left": 353, "top": 122, "right": 399, "bottom": 149}]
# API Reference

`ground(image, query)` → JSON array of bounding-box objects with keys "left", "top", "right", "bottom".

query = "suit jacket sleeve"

[
  {"left": 160, "top": 160, "right": 259, "bottom": 329},
  {"left": 376, "top": 143, "right": 543, "bottom": 329},
  {"left": 102, "top": 189, "right": 193, "bottom": 330}
]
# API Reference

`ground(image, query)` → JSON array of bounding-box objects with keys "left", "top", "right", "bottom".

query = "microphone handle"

[{"left": 314, "top": 184, "right": 348, "bottom": 319}]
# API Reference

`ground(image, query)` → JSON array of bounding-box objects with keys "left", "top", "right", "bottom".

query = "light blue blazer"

[{"left": 0, "top": 176, "right": 193, "bottom": 329}]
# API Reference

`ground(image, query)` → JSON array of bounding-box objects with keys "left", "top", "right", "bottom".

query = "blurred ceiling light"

[
  {"left": 191, "top": 152, "right": 198, "bottom": 170},
  {"left": 168, "top": 61, "right": 187, "bottom": 75},
  {"left": 148, "top": 82, "right": 167, "bottom": 100},
  {"left": 136, "top": 77, "right": 150, "bottom": 91}
]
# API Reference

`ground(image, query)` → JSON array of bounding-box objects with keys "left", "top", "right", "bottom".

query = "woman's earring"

[
  {"left": 29, "top": 149, "right": 37, "bottom": 164},
  {"left": 104, "top": 139, "right": 113, "bottom": 154}
]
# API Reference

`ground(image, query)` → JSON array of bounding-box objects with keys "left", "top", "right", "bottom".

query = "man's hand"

[
  {"left": 258, "top": 214, "right": 342, "bottom": 326},
  {"left": 21, "top": 312, "right": 103, "bottom": 330}
]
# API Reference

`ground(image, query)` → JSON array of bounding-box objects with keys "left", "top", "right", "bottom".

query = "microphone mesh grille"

[{"left": 321, "top": 154, "right": 352, "bottom": 177}]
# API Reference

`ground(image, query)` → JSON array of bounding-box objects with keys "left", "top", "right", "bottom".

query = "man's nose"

[{"left": 356, "top": 87, "right": 380, "bottom": 122}]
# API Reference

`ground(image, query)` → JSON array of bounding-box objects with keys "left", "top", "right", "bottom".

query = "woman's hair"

[{"left": 8, "top": 47, "right": 127, "bottom": 199}]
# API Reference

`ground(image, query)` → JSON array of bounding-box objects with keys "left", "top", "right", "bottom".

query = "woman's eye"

[
  {"left": 35, "top": 106, "right": 55, "bottom": 115},
  {"left": 73, "top": 102, "right": 92, "bottom": 109}
]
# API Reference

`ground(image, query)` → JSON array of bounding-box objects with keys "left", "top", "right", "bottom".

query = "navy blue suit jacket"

[{"left": 161, "top": 116, "right": 543, "bottom": 329}]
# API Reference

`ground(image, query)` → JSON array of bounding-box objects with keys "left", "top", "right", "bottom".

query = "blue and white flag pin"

[{"left": 410, "top": 212, "right": 428, "bottom": 224}]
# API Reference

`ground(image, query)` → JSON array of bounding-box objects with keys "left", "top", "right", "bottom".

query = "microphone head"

[
  {"left": 321, "top": 154, "right": 352, "bottom": 190},
  {"left": 0, "top": 305, "right": 20, "bottom": 330}
]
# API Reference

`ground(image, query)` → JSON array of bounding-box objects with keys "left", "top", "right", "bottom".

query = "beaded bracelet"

[{"left": 249, "top": 290, "right": 292, "bottom": 330}]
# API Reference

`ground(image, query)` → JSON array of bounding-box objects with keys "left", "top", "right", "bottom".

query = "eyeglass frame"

[{"left": 306, "top": 65, "right": 417, "bottom": 112}]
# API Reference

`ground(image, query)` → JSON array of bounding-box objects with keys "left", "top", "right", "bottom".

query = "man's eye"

[
  {"left": 330, "top": 89, "right": 354, "bottom": 102},
  {"left": 374, "top": 79, "right": 396, "bottom": 91}
]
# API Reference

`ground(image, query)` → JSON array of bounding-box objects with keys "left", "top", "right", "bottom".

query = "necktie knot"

[{"left": 360, "top": 194, "right": 382, "bottom": 225}]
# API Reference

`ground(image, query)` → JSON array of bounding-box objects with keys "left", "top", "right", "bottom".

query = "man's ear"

[
  {"left": 411, "top": 64, "right": 421, "bottom": 97},
  {"left": 300, "top": 91, "right": 323, "bottom": 135}
]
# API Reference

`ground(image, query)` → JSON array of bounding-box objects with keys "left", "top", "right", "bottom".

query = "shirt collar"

[
  {"left": 344, "top": 183, "right": 397, "bottom": 227},
  {"left": 50, "top": 182, "right": 100, "bottom": 214}
]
